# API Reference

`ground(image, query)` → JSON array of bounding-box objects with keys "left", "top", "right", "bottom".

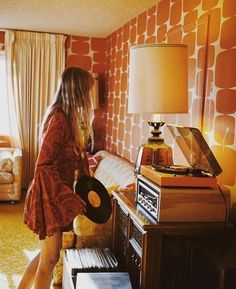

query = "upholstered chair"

[{"left": 0, "top": 136, "right": 22, "bottom": 201}]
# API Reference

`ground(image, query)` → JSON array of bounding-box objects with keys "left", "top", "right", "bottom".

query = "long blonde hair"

[{"left": 40, "top": 67, "right": 95, "bottom": 153}]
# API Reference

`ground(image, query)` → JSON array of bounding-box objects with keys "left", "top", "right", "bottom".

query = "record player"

[
  {"left": 140, "top": 125, "right": 222, "bottom": 188},
  {"left": 136, "top": 125, "right": 229, "bottom": 223}
]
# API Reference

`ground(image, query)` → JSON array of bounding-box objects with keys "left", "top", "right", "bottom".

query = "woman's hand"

[{"left": 76, "top": 150, "right": 91, "bottom": 177}]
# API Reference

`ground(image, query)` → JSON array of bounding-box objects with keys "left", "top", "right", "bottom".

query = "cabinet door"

[
  {"left": 113, "top": 202, "right": 129, "bottom": 270},
  {"left": 128, "top": 219, "right": 143, "bottom": 289},
  {"left": 160, "top": 236, "right": 193, "bottom": 289}
]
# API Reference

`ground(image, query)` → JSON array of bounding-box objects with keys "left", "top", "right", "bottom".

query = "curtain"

[{"left": 5, "top": 30, "right": 65, "bottom": 187}]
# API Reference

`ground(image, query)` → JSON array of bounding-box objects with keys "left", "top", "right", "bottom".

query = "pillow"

[
  {"left": 62, "top": 230, "right": 75, "bottom": 249},
  {"left": 122, "top": 182, "right": 136, "bottom": 192},
  {"left": 53, "top": 249, "right": 65, "bottom": 284},
  {"left": 53, "top": 261, "right": 63, "bottom": 285},
  {"left": 0, "top": 151, "right": 13, "bottom": 173},
  {"left": 107, "top": 184, "right": 120, "bottom": 194},
  {"left": 87, "top": 153, "right": 102, "bottom": 173}
]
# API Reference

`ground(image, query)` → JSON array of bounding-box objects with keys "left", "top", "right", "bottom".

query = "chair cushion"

[
  {"left": 0, "top": 172, "right": 13, "bottom": 184},
  {"left": 0, "top": 151, "right": 13, "bottom": 173},
  {"left": 0, "top": 184, "right": 14, "bottom": 196}
]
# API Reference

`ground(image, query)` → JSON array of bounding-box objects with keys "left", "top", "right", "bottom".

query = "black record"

[
  {"left": 75, "top": 176, "right": 112, "bottom": 224},
  {"left": 152, "top": 164, "right": 190, "bottom": 175}
]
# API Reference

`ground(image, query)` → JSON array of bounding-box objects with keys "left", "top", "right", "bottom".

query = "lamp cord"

[{"left": 217, "top": 183, "right": 228, "bottom": 228}]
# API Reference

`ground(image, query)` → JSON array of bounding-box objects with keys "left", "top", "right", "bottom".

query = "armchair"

[{"left": 0, "top": 146, "right": 22, "bottom": 201}]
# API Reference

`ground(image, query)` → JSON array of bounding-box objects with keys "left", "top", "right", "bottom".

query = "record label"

[{"left": 75, "top": 176, "right": 112, "bottom": 224}]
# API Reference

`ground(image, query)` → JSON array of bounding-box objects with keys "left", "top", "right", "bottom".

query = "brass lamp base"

[
  {"left": 134, "top": 121, "right": 173, "bottom": 175},
  {"left": 147, "top": 121, "right": 165, "bottom": 143},
  {"left": 147, "top": 121, "right": 173, "bottom": 164}
]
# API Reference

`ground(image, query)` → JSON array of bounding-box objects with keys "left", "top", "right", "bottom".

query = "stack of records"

[{"left": 65, "top": 248, "right": 119, "bottom": 276}]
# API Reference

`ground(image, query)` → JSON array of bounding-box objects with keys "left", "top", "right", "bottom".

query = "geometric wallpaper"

[
  {"left": 66, "top": 36, "right": 107, "bottom": 74},
  {"left": 100, "top": 0, "right": 236, "bottom": 205},
  {"left": 65, "top": 0, "right": 236, "bottom": 213},
  {"left": 65, "top": 35, "right": 108, "bottom": 151},
  {"left": 0, "top": 0, "right": 235, "bottom": 214}
]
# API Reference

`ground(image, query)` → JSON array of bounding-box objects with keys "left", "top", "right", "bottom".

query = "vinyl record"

[
  {"left": 75, "top": 176, "right": 112, "bottom": 224},
  {"left": 152, "top": 164, "right": 190, "bottom": 175}
]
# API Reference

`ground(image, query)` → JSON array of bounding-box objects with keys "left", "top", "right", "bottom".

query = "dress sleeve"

[{"left": 36, "top": 111, "right": 69, "bottom": 167}]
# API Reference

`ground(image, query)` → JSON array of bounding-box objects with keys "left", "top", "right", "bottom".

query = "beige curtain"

[{"left": 5, "top": 30, "right": 65, "bottom": 187}]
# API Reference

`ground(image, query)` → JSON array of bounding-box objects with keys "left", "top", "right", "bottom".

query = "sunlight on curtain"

[
  {"left": 0, "top": 273, "right": 9, "bottom": 289},
  {"left": 5, "top": 31, "right": 65, "bottom": 187},
  {"left": 0, "top": 52, "right": 10, "bottom": 136}
]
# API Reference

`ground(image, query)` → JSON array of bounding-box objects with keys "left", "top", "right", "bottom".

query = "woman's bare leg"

[
  {"left": 34, "top": 232, "right": 62, "bottom": 289},
  {"left": 17, "top": 252, "right": 40, "bottom": 289}
]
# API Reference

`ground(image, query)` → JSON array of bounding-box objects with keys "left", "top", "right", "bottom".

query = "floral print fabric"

[{"left": 23, "top": 107, "right": 85, "bottom": 240}]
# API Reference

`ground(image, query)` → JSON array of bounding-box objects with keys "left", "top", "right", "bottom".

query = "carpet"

[
  {"left": 0, "top": 193, "right": 61, "bottom": 289},
  {"left": 0, "top": 192, "right": 39, "bottom": 288}
]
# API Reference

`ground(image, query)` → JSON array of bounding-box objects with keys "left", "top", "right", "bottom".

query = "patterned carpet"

[{"left": 0, "top": 192, "right": 61, "bottom": 289}]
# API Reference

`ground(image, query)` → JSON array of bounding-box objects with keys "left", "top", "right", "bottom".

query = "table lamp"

[{"left": 128, "top": 44, "right": 188, "bottom": 173}]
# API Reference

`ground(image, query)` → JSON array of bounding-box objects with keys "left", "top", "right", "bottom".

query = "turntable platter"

[
  {"left": 141, "top": 165, "right": 217, "bottom": 188},
  {"left": 152, "top": 164, "right": 190, "bottom": 175},
  {"left": 152, "top": 164, "right": 213, "bottom": 177}
]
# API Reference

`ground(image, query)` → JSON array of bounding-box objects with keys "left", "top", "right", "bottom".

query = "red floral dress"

[{"left": 23, "top": 107, "right": 86, "bottom": 240}]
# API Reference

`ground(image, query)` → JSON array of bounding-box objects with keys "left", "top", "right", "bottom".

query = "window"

[{"left": 0, "top": 51, "right": 10, "bottom": 135}]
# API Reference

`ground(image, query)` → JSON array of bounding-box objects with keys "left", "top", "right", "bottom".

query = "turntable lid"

[{"left": 167, "top": 125, "right": 222, "bottom": 176}]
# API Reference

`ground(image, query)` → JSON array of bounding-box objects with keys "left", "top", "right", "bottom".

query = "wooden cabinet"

[{"left": 112, "top": 190, "right": 234, "bottom": 289}]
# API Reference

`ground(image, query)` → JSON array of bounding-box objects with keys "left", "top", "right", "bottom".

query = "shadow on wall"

[
  {"left": 230, "top": 202, "right": 236, "bottom": 225},
  {"left": 93, "top": 74, "right": 107, "bottom": 153}
]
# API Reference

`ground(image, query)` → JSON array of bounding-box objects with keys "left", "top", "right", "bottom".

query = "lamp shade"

[{"left": 128, "top": 44, "right": 188, "bottom": 114}]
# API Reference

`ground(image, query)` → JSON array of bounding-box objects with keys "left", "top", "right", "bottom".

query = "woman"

[{"left": 17, "top": 67, "right": 94, "bottom": 289}]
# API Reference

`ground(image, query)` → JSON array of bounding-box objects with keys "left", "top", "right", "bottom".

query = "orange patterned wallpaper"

[
  {"left": 102, "top": 0, "right": 236, "bottom": 212},
  {"left": 65, "top": 35, "right": 108, "bottom": 151},
  {"left": 66, "top": 36, "right": 107, "bottom": 73},
  {"left": 104, "top": 0, "right": 236, "bottom": 162}
]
